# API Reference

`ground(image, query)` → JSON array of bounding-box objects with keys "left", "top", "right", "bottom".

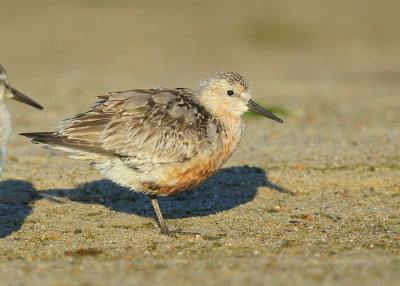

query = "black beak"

[
  {"left": 247, "top": 99, "right": 283, "bottom": 123},
  {"left": 10, "top": 87, "right": 43, "bottom": 110}
]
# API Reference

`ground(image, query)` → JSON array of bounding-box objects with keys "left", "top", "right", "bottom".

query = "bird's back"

[{"left": 26, "top": 88, "right": 225, "bottom": 164}]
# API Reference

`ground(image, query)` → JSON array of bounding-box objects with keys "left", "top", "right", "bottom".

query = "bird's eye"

[{"left": 227, "top": 90, "right": 234, "bottom": 96}]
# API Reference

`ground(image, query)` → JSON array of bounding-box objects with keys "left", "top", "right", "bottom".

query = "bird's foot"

[{"left": 160, "top": 228, "right": 200, "bottom": 238}]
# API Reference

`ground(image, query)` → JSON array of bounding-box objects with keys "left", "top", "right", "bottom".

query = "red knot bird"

[
  {"left": 21, "top": 72, "right": 283, "bottom": 236},
  {"left": 0, "top": 65, "right": 43, "bottom": 175}
]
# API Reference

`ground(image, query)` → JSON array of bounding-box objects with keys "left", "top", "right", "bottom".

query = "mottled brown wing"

[{"left": 57, "top": 88, "right": 216, "bottom": 163}]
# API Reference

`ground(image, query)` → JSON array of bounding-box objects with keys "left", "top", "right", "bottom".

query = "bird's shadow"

[
  {"left": 41, "top": 166, "right": 292, "bottom": 219},
  {"left": 0, "top": 166, "right": 292, "bottom": 238},
  {"left": 0, "top": 180, "right": 38, "bottom": 238}
]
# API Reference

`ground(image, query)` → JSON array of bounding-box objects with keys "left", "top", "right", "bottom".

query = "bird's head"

[
  {"left": 198, "top": 72, "right": 283, "bottom": 123},
  {"left": 0, "top": 65, "right": 43, "bottom": 109}
]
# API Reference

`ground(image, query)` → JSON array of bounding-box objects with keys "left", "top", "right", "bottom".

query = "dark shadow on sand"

[
  {"left": 0, "top": 180, "right": 38, "bottom": 238},
  {"left": 0, "top": 166, "right": 291, "bottom": 238},
  {"left": 41, "top": 166, "right": 292, "bottom": 219}
]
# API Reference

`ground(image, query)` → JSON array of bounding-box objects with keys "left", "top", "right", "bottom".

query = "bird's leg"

[
  {"left": 150, "top": 194, "right": 171, "bottom": 236},
  {"left": 149, "top": 195, "right": 200, "bottom": 237}
]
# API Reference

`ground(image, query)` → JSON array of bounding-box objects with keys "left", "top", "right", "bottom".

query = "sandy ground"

[{"left": 0, "top": 1, "right": 399, "bottom": 285}]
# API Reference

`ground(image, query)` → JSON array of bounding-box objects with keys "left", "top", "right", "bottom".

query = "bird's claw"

[{"left": 160, "top": 228, "right": 200, "bottom": 238}]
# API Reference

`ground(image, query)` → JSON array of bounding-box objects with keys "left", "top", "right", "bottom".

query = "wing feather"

[{"left": 48, "top": 88, "right": 219, "bottom": 163}]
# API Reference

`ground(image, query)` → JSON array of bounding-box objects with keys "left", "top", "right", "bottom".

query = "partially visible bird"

[
  {"left": 0, "top": 65, "right": 43, "bottom": 175},
  {"left": 21, "top": 72, "right": 283, "bottom": 236}
]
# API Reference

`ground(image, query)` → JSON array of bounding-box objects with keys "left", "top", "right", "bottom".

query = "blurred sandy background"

[
  {"left": 1, "top": 1, "right": 399, "bottom": 285},
  {"left": 2, "top": 0, "right": 400, "bottom": 107}
]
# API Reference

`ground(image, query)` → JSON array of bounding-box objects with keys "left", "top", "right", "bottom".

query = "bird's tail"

[
  {"left": 20, "top": 132, "right": 104, "bottom": 160},
  {"left": 20, "top": 132, "right": 58, "bottom": 145},
  {"left": 20, "top": 131, "right": 71, "bottom": 152}
]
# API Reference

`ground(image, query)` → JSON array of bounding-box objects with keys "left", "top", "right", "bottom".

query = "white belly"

[{"left": 0, "top": 103, "right": 11, "bottom": 175}]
